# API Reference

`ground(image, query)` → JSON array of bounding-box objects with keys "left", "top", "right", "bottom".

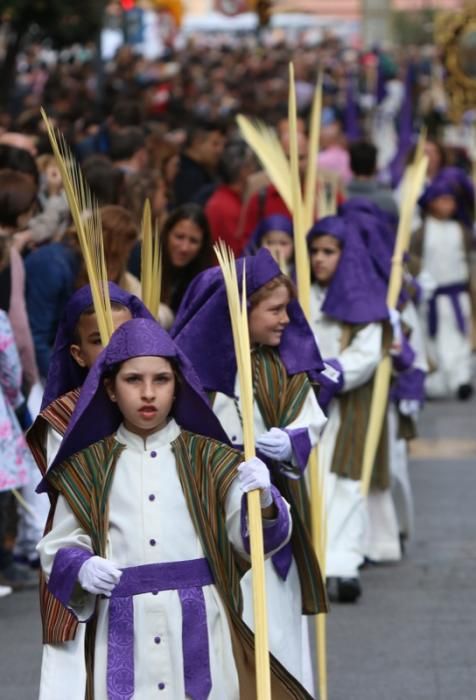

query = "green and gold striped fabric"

[{"left": 252, "top": 347, "right": 328, "bottom": 615}]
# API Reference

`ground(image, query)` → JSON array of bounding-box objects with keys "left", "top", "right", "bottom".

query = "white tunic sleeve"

[
  {"left": 285, "top": 385, "right": 327, "bottom": 448},
  {"left": 339, "top": 323, "right": 383, "bottom": 392},
  {"left": 46, "top": 424, "right": 63, "bottom": 468},
  {"left": 37, "top": 494, "right": 96, "bottom": 621}
]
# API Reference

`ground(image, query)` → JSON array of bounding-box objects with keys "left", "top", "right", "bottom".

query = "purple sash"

[
  {"left": 107, "top": 558, "right": 214, "bottom": 700},
  {"left": 428, "top": 282, "right": 469, "bottom": 338}
]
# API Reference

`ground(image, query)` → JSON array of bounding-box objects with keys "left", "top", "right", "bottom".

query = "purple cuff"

[
  {"left": 240, "top": 485, "right": 290, "bottom": 556},
  {"left": 48, "top": 547, "right": 94, "bottom": 610},
  {"left": 283, "top": 427, "right": 311, "bottom": 475},
  {"left": 391, "top": 336, "right": 416, "bottom": 372},
  {"left": 390, "top": 368, "right": 426, "bottom": 403},
  {"left": 315, "top": 358, "right": 344, "bottom": 410}
]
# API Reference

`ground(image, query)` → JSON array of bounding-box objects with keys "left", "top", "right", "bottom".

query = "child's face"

[
  {"left": 310, "top": 235, "right": 341, "bottom": 286},
  {"left": 70, "top": 307, "right": 132, "bottom": 369},
  {"left": 46, "top": 164, "right": 62, "bottom": 192},
  {"left": 106, "top": 355, "right": 175, "bottom": 438},
  {"left": 428, "top": 194, "right": 457, "bottom": 220},
  {"left": 261, "top": 231, "right": 294, "bottom": 264},
  {"left": 248, "top": 284, "right": 290, "bottom": 347}
]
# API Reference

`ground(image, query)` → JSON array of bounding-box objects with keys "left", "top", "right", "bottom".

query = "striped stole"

[
  {"left": 26, "top": 388, "right": 81, "bottom": 644},
  {"left": 252, "top": 347, "right": 328, "bottom": 615},
  {"left": 172, "top": 432, "right": 245, "bottom": 614},
  {"left": 46, "top": 436, "right": 125, "bottom": 557},
  {"left": 27, "top": 388, "right": 81, "bottom": 477},
  {"left": 331, "top": 323, "right": 391, "bottom": 490},
  {"left": 331, "top": 376, "right": 390, "bottom": 490}
]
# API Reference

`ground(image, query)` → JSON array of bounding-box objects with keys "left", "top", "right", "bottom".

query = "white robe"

[
  {"left": 38, "top": 420, "right": 292, "bottom": 700},
  {"left": 213, "top": 372, "right": 326, "bottom": 693},
  {"left": 310, "top": 284, "right": 394, "bottom": 576},
  {"left": 389, "top": 301, "right": 428, "bottom": 541},
  {"left": 37, "top": 425, "right": 87, "bottom": 700},
  {"left": 419, "top": 217, "right": 472, "bottom": 397},
  {"left": 372, "top": 79, "right": 404, "bottom": 171}
]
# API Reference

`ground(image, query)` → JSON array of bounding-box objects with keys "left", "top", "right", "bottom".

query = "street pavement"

[
  {"left": 1, "top": 396, "right": 475, "bottom": 699},
  {"left": 325, "top": 396, "right": 476, "bottom": 700}
]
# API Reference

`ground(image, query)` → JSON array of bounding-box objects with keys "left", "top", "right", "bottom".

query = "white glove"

[
  {"left": 388, "top": 308, "right": 404, "bottom": 355},
  {"left": 399, "top": 399, "right": 420, "bottom": 418},
  {"left": 359, "top": 94, "right": 376, "bottom": 111},
  {"left": 78, "top": 556, "right": 123, "bottom": 597},
  {"left": 237, "top": 456, "right": 273, "bottom": 508},
  {"left": 256, "top": 427, "right": 293, "bottom": 462}
]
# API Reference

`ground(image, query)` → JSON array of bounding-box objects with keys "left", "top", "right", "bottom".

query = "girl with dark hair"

[
  {"left": 161, "top": 203, "right": 214, "bottom": 315},
  {"left": 128, "top": 203, "right": 213, "bottom": 325}
]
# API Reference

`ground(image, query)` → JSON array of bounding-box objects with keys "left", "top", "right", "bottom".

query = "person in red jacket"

[
  {"left": 242, "top": 122, "right": 308, "bottom": 246},
  {"left": 205, "top": 140, "right": 256, "bottom": 257}
]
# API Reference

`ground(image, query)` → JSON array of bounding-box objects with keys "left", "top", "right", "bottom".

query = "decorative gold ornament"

[{"left": 436, "top": 2, "right": 476, "bottom": 122}]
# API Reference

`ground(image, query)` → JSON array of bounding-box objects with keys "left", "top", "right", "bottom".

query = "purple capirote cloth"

[
  {"left": 390, "top": 368, "right": 426, "bottom": 404},
  {"left": 106, "top": 559, "right": 214, "bottom": 700},
  {"left": 391, "top": 335, "right": 416, "bottom": 373},
  {"left": 344, "top": 72, "right": 360, "bottom": 142},
  {"left": 48, "top": 546, "right": 94, "bottom": 610},
  {"left": 418, "top": 168, "right": 475, "bottom": 227},
  {"left": 245, "top": 214, "right": 293, "bottom": 255},
  {"left": 307, "top": 215, "right": 389, "bottom": 324},
  {"left": 428, "top": 283, "right": 469, "bottom": 338},
  {"left": 41, "top": 282, "right": 154, "bottom": 410},
  {"left": 386, "top": 62, "right": 417, "bottom": 189},
  {"left": 39, "top": 318, "right": 230, "bottom": 491},
  {"left": 171, "top": 248, "right": 324, "bottom": 396},
  {"left": 339, "top": 199, "right": 395, "bottom": 286},
  {"left": 240, "top": 485, "right": 292, "bottom": 580},
  {"left": 339, "top": 201, "right": 415, "bottom": 310}
]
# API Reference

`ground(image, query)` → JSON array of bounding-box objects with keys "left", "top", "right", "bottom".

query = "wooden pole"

[
  {"left": 214, "top": 243, "right": 271, "bottom": 700},
  {"left": 360, "top": 145, "right": 429, "bottom": 497},
  {"left": 289, "top": 63, "right": 328, "bottom": 700}
]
